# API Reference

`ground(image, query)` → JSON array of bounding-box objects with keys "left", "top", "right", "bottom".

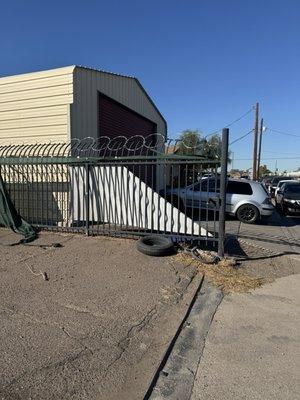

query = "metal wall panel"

[
  {"left": 0, "top": 105, "right": 68, "bottom": 121},
  {"left": 0, "top": 66, "right": 74, "bottom": 84},
  {"left": 0, "top": 66, "right": 75, "bottom": 145},
  {"left": 71, "top": 67, "right": 166, "bottom": 141}
]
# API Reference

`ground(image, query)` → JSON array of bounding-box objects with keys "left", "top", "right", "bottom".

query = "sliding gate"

[{"left": 0, "top": 130, "right": 229, "bottom": 255}]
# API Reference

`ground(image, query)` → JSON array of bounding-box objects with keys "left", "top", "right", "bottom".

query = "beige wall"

[
  {"left": 0, "top": 65, "right": 166, "bottom": 146},
  {"left": 71, "top": 67, "right": 167, "bottom": 140},
  {"left": 0, "top": 66, "right": 74, "bottom": 145}
]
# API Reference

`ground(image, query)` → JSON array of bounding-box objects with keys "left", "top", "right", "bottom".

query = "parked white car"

[{"left": 167, "top": 178, "right": 274, "bottom": 224}]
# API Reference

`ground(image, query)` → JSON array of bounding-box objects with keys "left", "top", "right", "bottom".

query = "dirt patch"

[
  {"left": 175, "top": 229, "right": 300, "bottom": 294},
  {"left": 174, "top": 252, "right": 266, "bottom": 294}
]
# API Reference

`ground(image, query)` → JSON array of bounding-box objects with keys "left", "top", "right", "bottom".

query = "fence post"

[
  {"left": 218, "top": 128, "right": 229, "bottom": 258},
  {"left": 85, "top": 162, "right": 90, "bottom": 236}
]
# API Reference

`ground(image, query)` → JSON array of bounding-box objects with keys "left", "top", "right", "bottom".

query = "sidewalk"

[{"left": 191, "top": 273, "right": 300, "bottom": 400}]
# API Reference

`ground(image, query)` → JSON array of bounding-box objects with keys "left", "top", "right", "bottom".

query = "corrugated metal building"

[{"left": 0, "top": 65, "right": 167, "bottom": 145}]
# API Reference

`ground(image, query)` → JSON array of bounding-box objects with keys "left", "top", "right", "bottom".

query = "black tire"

[
  {"left": 236, "top": 204, "right": 259, "bottom": 224},
  {"left": 137, "top": 235, "right": 175, "bottom": 257}
]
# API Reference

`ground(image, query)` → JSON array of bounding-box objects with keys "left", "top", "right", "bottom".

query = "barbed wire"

[{"left": 0, "top": 133, "right": 223, "bottom": 159}]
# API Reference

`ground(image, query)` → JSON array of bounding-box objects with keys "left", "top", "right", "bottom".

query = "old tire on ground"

[
  {"left": 137, "top": 236, "right": 175, "bottom": 257},
  {"left": 236, "top": 204, "right": 259, "bottom": 224}
]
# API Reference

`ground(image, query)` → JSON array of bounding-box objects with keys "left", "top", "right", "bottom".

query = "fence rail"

[{"left": 0, "top": 132, "right": 228, "bottom": 254}]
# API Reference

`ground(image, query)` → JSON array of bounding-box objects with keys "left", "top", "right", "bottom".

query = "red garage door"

[
  {"left": 99, "top": 93, "right": 156, "bottom": 139},
  {"left": 99, "top": 93, "right": 157, "bottom": 187}
]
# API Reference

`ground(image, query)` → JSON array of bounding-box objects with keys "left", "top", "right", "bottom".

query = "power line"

[
  {"left": 263, "top": 150, "right": 300, "bottom": 155},
  {"left": 229, "top": 129, "right": 253, "bottom": 145},
  {"left": 266, "top": 128, "right": 300, "bottom": 138},
  {"left": 206, "top": 107, "right": 254, "bottom": 137},
  {"left": 234, "top": 156, "right": 300, "bottom": 160}
]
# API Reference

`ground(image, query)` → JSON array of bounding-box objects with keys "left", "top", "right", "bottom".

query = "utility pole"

[
  {"left": 257, "top": 118, "right": 263, "bottom": 180},
  {"left": 252, "top": 102, "right": 259, "bottom": 180}
]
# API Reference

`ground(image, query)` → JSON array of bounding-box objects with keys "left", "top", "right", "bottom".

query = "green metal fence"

[{"left": 0, "top": 132, "right": 228, "bottom": 254}]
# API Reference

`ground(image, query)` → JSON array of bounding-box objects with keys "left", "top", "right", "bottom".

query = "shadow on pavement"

[
  {"left": 225, "top": 234, "right": 299, "bottom": 261},
  {"left": 236, "top": 232, "right": 300, "bottom": 249},
  {"left": 256, "top": 213, "right": 300, "bottom": 227}
]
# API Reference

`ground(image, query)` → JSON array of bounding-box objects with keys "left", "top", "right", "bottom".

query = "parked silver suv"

[{"left": 168, "top": 178, "right": 274, "bottom": 224}]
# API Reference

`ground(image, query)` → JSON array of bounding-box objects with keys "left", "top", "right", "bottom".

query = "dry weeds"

[{"left": 174, "top": 252, "right": 266, "bottom": 294}]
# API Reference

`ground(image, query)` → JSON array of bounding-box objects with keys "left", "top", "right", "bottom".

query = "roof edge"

[
  {"left": 74, "top": 65, "right": 135, "bottom": 79},
  {"left": 75, "top": 66, "right": 167, "bottom": 133},
  {"left": 0, "top": 65, "right": 76, "bottom": 83},
  {"left": 134, "top": 78, "right": 167, "bottom": 133},
  {"left": 0, "top": 64, "right": 167, "bottom": 134}
]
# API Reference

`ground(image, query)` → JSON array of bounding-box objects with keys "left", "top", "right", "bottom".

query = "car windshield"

[
  {"left": 278, "top": 181, "right": 291, "bottom": 188},
  {"left": 285, "top": 185, "right": 300, "bottom": 194},
  {"left": 273, "top": 177, "right": 290, "bottom": 185}
]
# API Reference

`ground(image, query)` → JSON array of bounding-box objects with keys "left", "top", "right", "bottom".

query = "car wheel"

[{"left": 236, "top": 204, "right": 259, "bottom": 224}]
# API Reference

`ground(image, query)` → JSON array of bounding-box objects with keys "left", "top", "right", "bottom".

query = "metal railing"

[{"left": 0, "top": 130, "right": 229, "bottom": 255}]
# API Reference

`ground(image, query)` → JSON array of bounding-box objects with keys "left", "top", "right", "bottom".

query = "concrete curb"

[{"left": 145, "top": 280, "right": 223, "bottom": 400}]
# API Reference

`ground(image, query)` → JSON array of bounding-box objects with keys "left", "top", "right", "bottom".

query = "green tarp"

[{"left": 0, "top": 175, "right": 37, "bottom": 243}]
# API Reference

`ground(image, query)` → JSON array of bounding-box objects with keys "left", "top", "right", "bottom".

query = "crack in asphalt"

[
  {"left": 0, "top": 302, "right": 159, "bottom": 389},
  {"left": 57, "top": 302, "right": 106, "bottom": 318},
  {"left": 0, "top": 305, "right": 94, "bottom": 355},
  {"left": 3, "top": 348, "right": 87, "bottom": 390},
  {"left": 61, "top": 327, "right": 94, "bottom": 355},
  {"left": 103, "top": 305, "right": 158, "bottom": 378}
]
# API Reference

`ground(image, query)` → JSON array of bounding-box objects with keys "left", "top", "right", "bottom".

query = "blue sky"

[{"left": 1, "top": 0, "right": 300, "bottom": 172}]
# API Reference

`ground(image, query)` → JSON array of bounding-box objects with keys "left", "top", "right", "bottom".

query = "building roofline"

[
  {"left": 75, "top": 65, "right": 135, "bottom": 79},
  {"left": 0, "top": 65, "right": 76, "bottom": 82},
  {"left": 133, "top": 78, "right": 167, "bottom": 132},
  {"left": 75, "top": 66, "right": 167, "bottom": 132},
  {"left": 0, "top": 64, "right": 167, "bottom": 133}
]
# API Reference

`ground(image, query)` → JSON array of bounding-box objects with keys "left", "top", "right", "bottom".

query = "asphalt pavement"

[
  {"left": 146, "top": 208, "right": 300, "bottom": 400},
  {"left": 0, "top": 208, "right": 299, "bottom": 400},
  {"left": 0, "top": 230, "right": 201, "bottom": 400},
  {"left": 225, "top": 209, "right": 300, "bottom": 263}
]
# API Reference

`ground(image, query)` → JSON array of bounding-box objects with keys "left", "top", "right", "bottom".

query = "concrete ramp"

[{"left": 71, "top": 166, "right": 211, "bottom": 237}]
